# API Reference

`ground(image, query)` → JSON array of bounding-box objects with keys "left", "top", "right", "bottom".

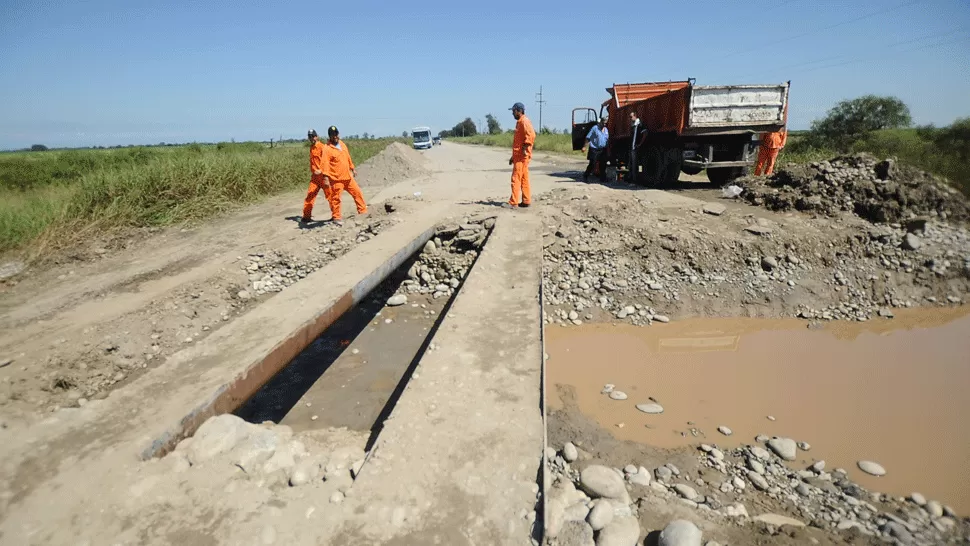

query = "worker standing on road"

[
  {"left": 301, "top": 129, "right": 331, "bottom": 224},
  {"left": 754, "top": 127, "right": 787, "bottom": 176},
  {"left": 582, "top": 116, "right": 609, "bottom": 182},
  {"left": 322, "top": 126, "right": 368, "bottom": 227},
  {"left": 507, "top": 102, "right": 536, "bottom": 208}
]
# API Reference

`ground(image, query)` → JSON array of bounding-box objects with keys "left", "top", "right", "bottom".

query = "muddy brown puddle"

[{"left": 547, "top": 306, "right": 970, "bottom": 515}]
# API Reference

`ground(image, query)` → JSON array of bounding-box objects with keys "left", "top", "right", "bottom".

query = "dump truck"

[{"left": 572, "top": 79, "right": 790, "bottom": 185}]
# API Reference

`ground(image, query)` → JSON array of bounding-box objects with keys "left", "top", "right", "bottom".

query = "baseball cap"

[
  {"left": 307, "top": 129, "right": 318, "bottom": 137},
  {"left": 509, "top": 102, "right": 525, "bottom": 112},
  {"left": 327, "top": 126, "right": 339, "bottom": 136}
]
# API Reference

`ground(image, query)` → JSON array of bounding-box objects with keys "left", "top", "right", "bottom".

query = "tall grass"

[
  {"left": 455, "top": 133, "right": 581, "bottom": 156},
  {"left": 0, "top": 139, "right": 396, "bottom": 256}
]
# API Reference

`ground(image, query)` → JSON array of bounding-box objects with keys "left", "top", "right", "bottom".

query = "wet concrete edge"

[{"left": 140, "top": 225, "right": 437, "bottom": 460}]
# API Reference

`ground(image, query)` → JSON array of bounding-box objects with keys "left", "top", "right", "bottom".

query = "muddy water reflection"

[{"left": 547, "top": 307, "right": 970, "bottom": 514}]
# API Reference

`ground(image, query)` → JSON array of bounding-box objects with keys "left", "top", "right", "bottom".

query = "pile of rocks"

[
  {"left": 739, "top": 154, "right": 970, "bottom": 224},
  {"left": 540, "top": 193, "right": 970, "bottom": 325},
  {"left": 545, "top": 451, "right": 706, "bottom": 546},
  {"left": 546, "top": 432, "right": 967, "bottom": 546},
  {"left": 397, "top": 216, "right": 493, "bottom": 299},
  {"left": 161, "top": 414, "right": 366, "bottom": 503},
  {"left": 237, "top": 222, "right": 388, "bottom": 299}
]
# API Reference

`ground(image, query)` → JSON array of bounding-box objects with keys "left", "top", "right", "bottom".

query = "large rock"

[
  {"left": 563, "top": 442, "right": 579, "bottom": 463},
  {"left": 658, "top": 519, "right": 702, "bottom": 546},
  {"left": 596, "top": 515, "right": 640, "bottom": 546},
  {"left": 767, "top": 437, "right": 797, "bottom": 461},
  {"left": 703, "top": 203, "right": 727, "bottom": 216},
  {"left": 229, "top": 427, "right": 283, "bottom": 473},
  {"left": 857, "top": 460, "right": 886, "bottom": 477},
  {"left": 747, "top": 471, "right": 769, "bottom": 491},
  {"left": 587, "top": 500, "right": 614, "bottom": 531},
  {"left": 901, "top": 233, "right": 922, "bottom": 251},
  {"left": 559, "top": 521, "right": 595, "bottom": 546},
  {"left": 580, "top": 465, "right": 629, "bottom": 502},
  {"left": 749, "top": 446, "right": 771, "bottom": 461},
  {"left": 636, "top": 403, "right": 664, "bottom": 414},
  {"left": 386, "top": 294, "right": 408, "bottom": 306},
  {"left": 673, "top": 484, "right": 699, "bottom": 501},
  {"left": 186, "top": 414, "right": 253, "bottom": 465}
]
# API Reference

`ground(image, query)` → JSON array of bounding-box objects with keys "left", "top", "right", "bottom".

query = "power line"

[
  {"left": 719, "top": 0, "right": 925, "bottom": 59},
  {"left": 796, "top": 34, "right": 969, "bottom": 75},
  {"left": 737, "top": 27, "right": 969, "bottom": 79}
]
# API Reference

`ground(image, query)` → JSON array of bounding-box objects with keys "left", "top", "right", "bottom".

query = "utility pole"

[{"left": 535, "top": 85, "right": 546, "bottom": 133}]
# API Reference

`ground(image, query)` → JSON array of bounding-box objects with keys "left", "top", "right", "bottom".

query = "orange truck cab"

[{"left": 572, "top": 78, "right": 790, "bottom": 185}]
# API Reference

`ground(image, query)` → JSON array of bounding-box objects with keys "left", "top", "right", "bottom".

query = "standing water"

[{"left": 546, "top": 307, "right": 970, "bottom": 515}]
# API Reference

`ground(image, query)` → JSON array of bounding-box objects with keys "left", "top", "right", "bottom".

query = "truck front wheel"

[{"left": 706, "top": 167, "right": 745, "bottom": 185}]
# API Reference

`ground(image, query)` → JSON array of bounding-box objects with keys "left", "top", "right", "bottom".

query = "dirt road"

[{"left": 1, "top": 142, "right": 967, "bottom": 546}]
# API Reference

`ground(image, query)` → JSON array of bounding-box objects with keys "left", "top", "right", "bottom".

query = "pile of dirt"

[
  {"left": 356, "top": 141, "right": 430, "bottom": 189},
  {"left": 738, "top": 154, "right": 970, "bottom": 224}
]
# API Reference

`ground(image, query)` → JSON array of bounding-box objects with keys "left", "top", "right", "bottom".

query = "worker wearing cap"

[
  {"left": 301, "top": 129, "right": 331, "bottom": 224},
  {"left": 582, "top": 116, "right": 609, "bottom": 182},
  {"left": 508, "top": 102, "right": 536, "bottom": 208},
  {"left": 322, "top": 126, "right": 367, "bottom": 226},
  {"left": 755, "top": 127, "right": 787, "bottom": 176}
]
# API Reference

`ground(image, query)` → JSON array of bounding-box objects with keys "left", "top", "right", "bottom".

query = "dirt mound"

[
  {"left": 738, "top": 154, "right": 970, "bottom": 224},
  {"left": 356, "top": 141, "right": 430, "bottom": 189}
]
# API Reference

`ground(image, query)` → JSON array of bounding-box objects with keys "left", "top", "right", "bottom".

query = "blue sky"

[{"left": 1, "top": 0, "right": 968, "bottom": 149}]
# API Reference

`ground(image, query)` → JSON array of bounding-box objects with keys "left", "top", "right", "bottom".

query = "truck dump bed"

[{"left": 606, "top": 81, "right": 789, "bottom": 137}]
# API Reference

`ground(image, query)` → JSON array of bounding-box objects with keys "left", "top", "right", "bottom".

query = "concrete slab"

[
  {"left": 332, "top": 212, "right": 544, "bottom": 544},
  {"left": 219, "top": 212, "right": 546, "bottom": 545}
]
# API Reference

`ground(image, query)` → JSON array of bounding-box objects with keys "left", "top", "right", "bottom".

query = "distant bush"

[{"left": 30, "top": 144, "right": 48, "bottom": 152}]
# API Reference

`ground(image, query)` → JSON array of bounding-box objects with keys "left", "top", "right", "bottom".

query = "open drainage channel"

[{"left": 234, "top": 216, "right": 495, "bottom": 448}]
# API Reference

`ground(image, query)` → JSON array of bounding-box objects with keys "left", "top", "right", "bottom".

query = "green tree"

[
  {"left": 438, "top": 130, "right": 452, "bottom": 138},
  {"left": 29, "top": 144, "right": 48, "bottom": 152},
  {"left": 486, "top": 114, "right": 501, "bottom": 135},
  {"left": 402, "top": 131, "right": 409, "bottom": 138},
  {"left": 810, "top": 95, "right": 912, "bottom": 149},
  {"left": 451, "top": 118, "right": 477, "bottom": 137}
]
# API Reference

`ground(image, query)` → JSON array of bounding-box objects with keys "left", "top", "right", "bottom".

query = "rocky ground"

[
  {"left": 546, "top": 386, "right": 970, "bottom": 546},
  {"left": 540, "top": 164, "right": 969, "bottom": 328}
]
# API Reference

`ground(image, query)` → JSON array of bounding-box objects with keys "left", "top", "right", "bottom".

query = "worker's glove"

[{"left": 313, "top": 170, "right": 322, "bottom": 175}]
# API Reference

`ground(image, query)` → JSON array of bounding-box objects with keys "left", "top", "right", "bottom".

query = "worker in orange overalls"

[
  {"left": 322, "top": 125, "right": 367, "bottom": 226},
  {"left": 755, "top": 127, "right": 788, "bottom": 176},
  {"left": 301, "top": 129, "right": 332, "bottom": 224},
  {"left": 507, "top": 102, "right": 536, "bottom": 208}
]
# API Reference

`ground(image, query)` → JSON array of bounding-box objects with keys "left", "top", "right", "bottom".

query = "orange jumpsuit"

[
  {"left": 755, "top": 129, "right": 787, "bottom": 176},
  {"left": 509, "top": 115, "right": 536, "bottom": 206},
  {"left": 303, "top": 140, "right": 331, "bottom": 221},
  {"left": 323, "top": 139, "right": 367, "bottom": 221}
]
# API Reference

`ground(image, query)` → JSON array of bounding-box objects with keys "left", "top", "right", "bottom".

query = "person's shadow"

[{"left": 284, "top": 215, "right": 329, "bottom": 229}]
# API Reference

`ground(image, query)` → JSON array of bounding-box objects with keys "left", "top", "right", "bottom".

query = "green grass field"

[{"left": 0, "top": 139, "right": 396, "bottom": 257}]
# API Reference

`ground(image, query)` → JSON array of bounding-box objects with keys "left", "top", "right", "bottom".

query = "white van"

[{"left": 412, "top": 127, "right": 432, "bottom": 150}]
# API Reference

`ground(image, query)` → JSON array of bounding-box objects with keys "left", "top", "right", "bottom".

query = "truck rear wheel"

[
  {"left": 706, "top": 167, "right": 745, "bottom": 185},
  {"left": 681, "top": 165, "right": 703, "bottom": 176}
]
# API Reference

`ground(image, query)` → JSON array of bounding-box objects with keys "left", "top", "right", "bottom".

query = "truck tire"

[
  {"left": 660, "top": 147, "right": 683, "bottom": 186},
  {"left": 706, "top": 167, "right": 745, "bottom": 185},
  {"left": 681, "top": 165, "right": 703, "bottom": 176}
]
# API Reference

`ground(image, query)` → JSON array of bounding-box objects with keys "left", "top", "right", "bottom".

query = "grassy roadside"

[
  {"left": 0, "top": 139, "right": 397, "bottom": 258},
  {"left": 454, "top": 133, "right": 582, "bottom": 156}
]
